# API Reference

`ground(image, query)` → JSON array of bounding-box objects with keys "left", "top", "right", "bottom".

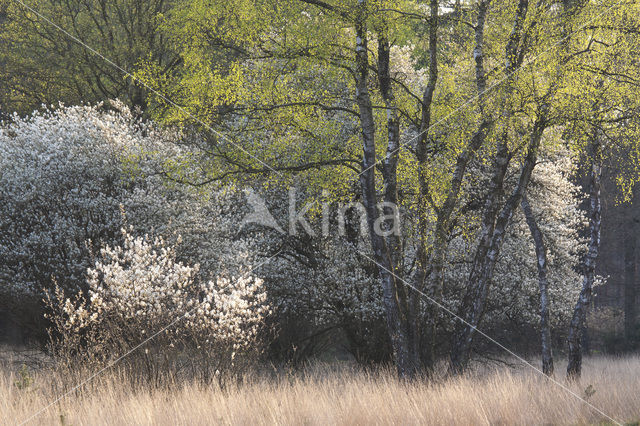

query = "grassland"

[{"left": 2, "top": 355, "right": 639, "bottom": 425}]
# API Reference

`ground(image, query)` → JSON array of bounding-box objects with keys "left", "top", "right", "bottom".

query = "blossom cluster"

[
  {"left": 0, "top": 102, "right": 178, "bottom": 301},
  {"left": 49, "top": 227, "right": 268, "bottom": 362},
  {"left": 0, "top": 102, "right": 262, "bottom": 333},
  {"left": 0, "top": 101, "right": 594, "bottom": 365}
]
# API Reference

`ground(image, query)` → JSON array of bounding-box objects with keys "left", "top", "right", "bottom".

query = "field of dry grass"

[{"left": 2, "top": 355, "right": 639, "bottom": 425}]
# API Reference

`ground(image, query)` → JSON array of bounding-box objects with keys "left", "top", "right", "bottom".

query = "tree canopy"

[{"left": 1, "top": 0, "right": 640, "bottom": 378}]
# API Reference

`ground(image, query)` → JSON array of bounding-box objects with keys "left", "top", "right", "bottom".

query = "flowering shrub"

[
  {"left": 0, "top": 102, "right": 171, "bottom": 331},
  {"left": 46, "top": 227, "right": 268, "bottom": 378},
  {"left": 263, "top": 235, "right": 390, "bottom": 364},
  {"left": 0, "top": 101, "right": 592, "bottom": 367},
  {"left": 0, "top": 102, "right": 261, "bottom": 338}
]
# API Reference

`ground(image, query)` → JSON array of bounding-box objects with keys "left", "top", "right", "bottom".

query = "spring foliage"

[
  {"left": 2, "top": 0, "right": 639, "bottom": 372},
  {"left": 0, "top": 103, "right": 589, "bottom": 364}
]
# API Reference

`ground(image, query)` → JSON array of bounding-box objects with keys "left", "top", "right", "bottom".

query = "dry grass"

[{"left": 2, "top": 355, "right": 639, "bottom": 425}]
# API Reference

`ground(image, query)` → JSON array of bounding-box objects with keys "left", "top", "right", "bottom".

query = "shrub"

[
  {"left": 45, "top": 227, "right": 269, "bottom": 381},
  {"left": 0, "top": 102, "right": 261, "bottom": 341}
]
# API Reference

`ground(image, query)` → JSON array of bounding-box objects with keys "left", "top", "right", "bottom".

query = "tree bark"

[
  {"left": 353, "top": 0, "right": 415, "bottom": 378},
  {"left": 567, "top": 139, "right": 602, "bottom": 380},
  {"left": 412, "top": 0, "right": 492, "bottom": 368},
  {"left": 623, "top": 213, "right": 638, "bottom": 348},
  {"left": 449, "top": 111, "right": 546, "bottom": 374},
  {"left": 412, "top": 0, "right": 439, "bottom": 368},
  {"left": 521, "top": 194, "right": 554, "bottom": 376},
  {"left": 447, "top": 0, "right": 573, "bottom": 374},
  {"left": 377, "top": 25, "right": 417, "bottom": 372}
]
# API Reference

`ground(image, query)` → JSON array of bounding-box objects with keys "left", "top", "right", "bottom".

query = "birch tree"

[
  {"left": 521, "top": 194, "right": 554, "bottom": 376},
  {"left": 136, "top": 0, "right": 640, "bottom": 376}
]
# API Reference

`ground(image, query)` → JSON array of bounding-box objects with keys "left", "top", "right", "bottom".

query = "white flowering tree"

[
  {"left": 263, "top": 235, "right": 389, "bottom": 364},
  {"left": 0, "top": 100, "right": 591, "bottom": 373},
  {"left": 427, "top": 147, "right": 586, "bottom": 363},
  {"left": 0, "top": 103, "right": 264, "bottom": 339},
  {"left": 484, "top": 149, "right": 586, "bottom": 328},
  {"left": 0, "top": 103, "right": 162, "bottom": 331}
]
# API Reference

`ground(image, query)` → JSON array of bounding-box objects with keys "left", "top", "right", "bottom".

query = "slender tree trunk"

[
  {"left": 412, "top": 0, "right": 439, "bottom": 369},
  {"left": 521, "top": 194, "right": 554, "bottom": 376},
  {"left": 353, "top": 0, "right": 414, "bottom": 378},
  {"left": 450, "top": 112, "right": 547, "bottom": 374},
  {"left": 376, "top": 26, "right": 417, "bottom": 371},
  {"left": 624, "top": 213, "right": 638, "bottom": 348},
  {"left": 567, "top": 139, "right": 602, "bottom": 379}
]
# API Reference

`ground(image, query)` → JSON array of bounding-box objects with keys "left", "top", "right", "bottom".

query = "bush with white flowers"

[
  {"left": 439, "top": 147, "right": 587, "bottom": 345},
  {"left": 47, "top": 227, "right": 268, "bottom": 377},
  {"left": 0, "top": 100, "right": 591, "bottom": 367},
  {"left": 0, "top": 102, "right": 167, "bottom": 330},
  {"left": 0, "top": 102, "right": 262, "bottom": 338}
]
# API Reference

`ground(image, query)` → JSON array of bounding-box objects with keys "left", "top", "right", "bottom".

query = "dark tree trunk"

[
  {"left": 521, "top": 194, "right": 554, "bottom": 376},
  {"left": 624, "top": 214, "right": 638, "bottom": 348},
  {"left": 353, "top": 1, "right": 415, "bottom": 379},
  {"left": 377, "top": 26, "right": 417, "bottom": 372},
  {"left": 412, "top": 0, "right": 490, "bottom": 370},
  {"left": 449, "top": 114, "right": 546, "bottom": 374},
  {"left": 567, "top": 139, "right": 602, "bottom": 379},
  {"left": 412, "top": 0, "right": 440, "bottom": 369}
]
